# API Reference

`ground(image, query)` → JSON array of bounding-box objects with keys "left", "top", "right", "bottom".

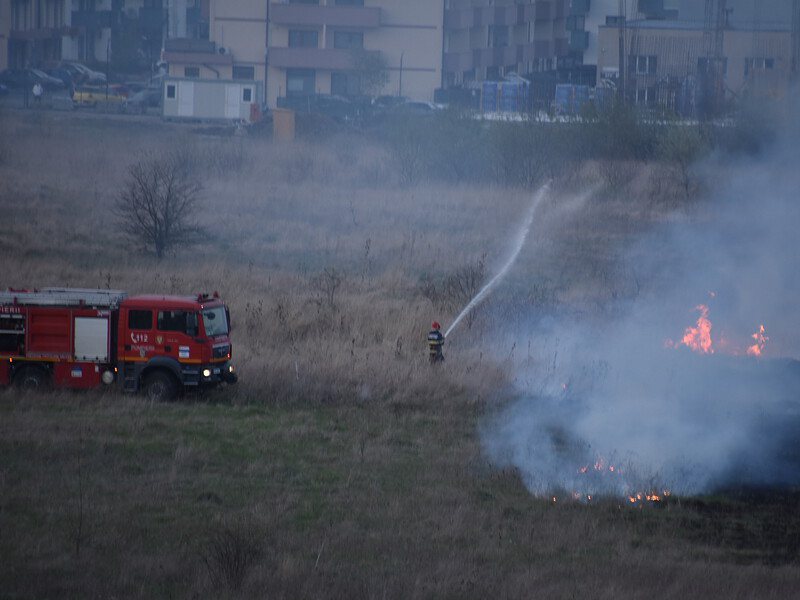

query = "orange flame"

[
  {"left": 746, "top": 325, "right": 768, "bottom": 357},
  {"left": 680, "top": 304, "right": 714, "bottom": 354}
]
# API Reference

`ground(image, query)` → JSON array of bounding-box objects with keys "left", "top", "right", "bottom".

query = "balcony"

[
  {"left": 9, "top": 27, "right": 66, "bottom": 40},
  {"left": 473, "top": 6, "right": 517, "bottom": 27},
  {"left": 472, "top": 46, "right": 519, "bottom": 69},
  {"left": 534, "top": 2, "right": 551, "bottom": 21},
  {"left": 140, "top": 7, "right": 167, "bottom": 30},
  {"left": 569, "top": 30, "right": 589, "bottom": 51},
  {"left": 270, "top": 3, "right": 380, "bottom": 28},
  {"left": 268, "top": 46, "right": 380, "bottom": 70},
  {"left": 443, "top": 51, "right": 474, "bottom": 72},
  {"left": 570, "top": 0, "right": 591, "bottom": 15},
  {"left": 444, "top": 8, "right": 474, "bottom": 29},
  {"left": 71, "top": 10, "right": 114, "bottom": 29}
]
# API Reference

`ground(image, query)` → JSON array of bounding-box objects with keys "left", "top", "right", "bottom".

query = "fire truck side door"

[
  {"left": 74, "top": 317, "right": 110, "bottom": 362},
  {"left": 156, "top": 310, "right": 198, "bottom": 363}
]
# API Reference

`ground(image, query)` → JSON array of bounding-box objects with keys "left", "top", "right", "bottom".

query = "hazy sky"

[{"left": 665, "top": 0, "right": 793, "bottom": 27}]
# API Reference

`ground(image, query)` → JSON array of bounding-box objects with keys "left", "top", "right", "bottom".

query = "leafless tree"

[{"left": 116, "top": 150, "right": 203, "bottom": 259}]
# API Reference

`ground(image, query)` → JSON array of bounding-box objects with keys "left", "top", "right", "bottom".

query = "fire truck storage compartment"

[
  {"left": 74, "top": 317, "right": 110, "bottom": 361},
  {"left": 28, "top": 309, "right": 71, "bottom": 357},
  {"left": 0, "top": 313, "right": 25, "bottom": 353},
  {"left": 53, "top": 362, "right": 102, "bottom": 388}
]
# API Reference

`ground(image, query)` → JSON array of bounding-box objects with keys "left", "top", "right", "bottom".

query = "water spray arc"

[{"left": 444, "top": 183, "right": 551, "bottom": 339}]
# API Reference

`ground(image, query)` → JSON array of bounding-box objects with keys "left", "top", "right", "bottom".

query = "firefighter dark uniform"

[{"left": 427, "top": 322, "right": 445, "bottom": 363}]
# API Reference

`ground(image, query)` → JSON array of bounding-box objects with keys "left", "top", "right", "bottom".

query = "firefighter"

[{"left": 427, "top": 321, "right": 445, "bottom": 364}]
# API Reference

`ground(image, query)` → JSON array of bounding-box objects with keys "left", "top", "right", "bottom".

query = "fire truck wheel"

[
  {"left": 142, "top": 371, "right": 179, "bottom": 402},
  {"left": 14, "top": 366, "right": 51, "bottom": 391}
]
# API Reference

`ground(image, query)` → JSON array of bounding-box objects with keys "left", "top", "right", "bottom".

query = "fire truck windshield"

[{"left": 202, "top": 307, "right": 229, "bottom": 337}]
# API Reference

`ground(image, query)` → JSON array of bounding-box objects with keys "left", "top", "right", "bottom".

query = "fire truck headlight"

[
  {"left": 101, "top": 370, "right": 114, "bottom": 385},
  {"left": 228, "top": 365, "right": 235, "bottom": 373},
  {"left": 202, "top": 368, "right": 212, "bottom": 378}
]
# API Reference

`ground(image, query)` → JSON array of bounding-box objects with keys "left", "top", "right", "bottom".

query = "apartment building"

[
  {"left": 64, "top": 0, "right": 204, "bottom": 66},
  {"left": 266, "top": 0, "right": 443, "bottom": 106},
  {"left": 6, "top": 0, "right": 69, "bottom": 68},
  {"left": 164, "top": 1, "right": 444, "bottom": 108},
  {"left": 442, "top": 0, "right": 569, "bottom": 86},
  {"left": 1, "top": 0, "right": 204, "bottom": 70}
]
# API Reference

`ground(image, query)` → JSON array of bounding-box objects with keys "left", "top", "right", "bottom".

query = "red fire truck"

[{"left": 0, "top": 288, "right": 237, "bottom": 400}]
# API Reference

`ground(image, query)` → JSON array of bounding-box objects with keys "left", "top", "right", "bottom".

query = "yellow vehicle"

[{"left": 72, "top": 85, "right": 127, "bottom": 107}]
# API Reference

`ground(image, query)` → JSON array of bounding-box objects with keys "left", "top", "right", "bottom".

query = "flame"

[
  {"left": 680, "top": 304, "right": 714, "bottom": 354},
  {"left": 746, "top": 325, "right": 768, "bottom": 357}
]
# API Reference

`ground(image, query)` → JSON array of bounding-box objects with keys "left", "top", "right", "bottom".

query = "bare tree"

[
  {"left": 116, "top": 150, "right": 203, "bottom": 259},
  {"left": 350, "top": 49, "right": 389, "bottom": 97}
]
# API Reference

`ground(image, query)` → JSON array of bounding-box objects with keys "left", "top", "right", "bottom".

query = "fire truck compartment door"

[{"left": 74, "top": 317, "right": 109, "bottom": 362}]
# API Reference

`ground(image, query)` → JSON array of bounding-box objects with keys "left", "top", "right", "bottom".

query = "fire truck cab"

[{"left": 0, "top": 288, "right": 237, "bottom": 400}]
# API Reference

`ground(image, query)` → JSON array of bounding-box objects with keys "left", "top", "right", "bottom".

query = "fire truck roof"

[
  {"left": 0, "top": 288, "right": 127, "bottom": 308},
  {"left": 123, "top": 295, "right": 224, "bottom": 310}
]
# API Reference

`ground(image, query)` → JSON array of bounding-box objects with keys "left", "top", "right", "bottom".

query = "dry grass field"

[{"left": 1, "top": 109, "right": 799, "bottom": 598}]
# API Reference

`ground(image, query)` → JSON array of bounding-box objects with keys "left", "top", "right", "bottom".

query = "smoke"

[{"left": 483, "top": 109, "right": 800, "bottom": 497}]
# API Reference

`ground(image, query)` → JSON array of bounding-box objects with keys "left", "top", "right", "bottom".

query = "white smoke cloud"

[{"left": 483, "top": 108, "right": 800, "bottom": 498}]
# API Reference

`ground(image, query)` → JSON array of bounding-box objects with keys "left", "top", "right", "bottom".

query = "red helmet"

[{"left": 432, "top": 321, "right": 441, "bottom": 330}]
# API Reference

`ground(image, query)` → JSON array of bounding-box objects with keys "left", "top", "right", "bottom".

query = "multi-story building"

[
  {"left": 1, "top": 0, "right": 201, "bottom": 71},
  {"left": 266, "top": 0, "right": 443, "bottom": 106},
  {"left": 442, "top": 0, "right": 570, "bottom": 86},
  {"left": 597, "top": 19, "right": 794, "bottom": 112},
  {"left": 164, "top": 0, "right": 444, "bottom": 108},
  {"left": 6, "top": 0, "right": 69, "bottom": 68}
]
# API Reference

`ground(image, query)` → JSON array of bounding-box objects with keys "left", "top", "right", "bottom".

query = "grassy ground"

[{"left": 1, "top": 110, "right": 799, "bottom": 598}]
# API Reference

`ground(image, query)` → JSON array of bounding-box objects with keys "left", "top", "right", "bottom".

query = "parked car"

[
  {"left": 59, "top": 62, "right": 106, "bottom": 84},
  {"left": 0, "top": 68, "right": 65, "bottom": 90},
  {"left": 45, "top": 68, "right": 76, "bottom": 89},
  {"left": 123, "top": 87, "right": 162, "bottom": 113},
  {"left": 73, "top": 84, "right": 127, "bottom": 107}
]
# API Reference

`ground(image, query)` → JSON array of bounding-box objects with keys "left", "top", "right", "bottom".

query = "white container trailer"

[{"left": 162, "top": 78, "right": 263, "bottom": 122}]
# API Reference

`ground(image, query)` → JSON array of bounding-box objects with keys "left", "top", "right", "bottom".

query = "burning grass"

[{"left": 1, "top": 110, "right": 799, "bottom": 597}]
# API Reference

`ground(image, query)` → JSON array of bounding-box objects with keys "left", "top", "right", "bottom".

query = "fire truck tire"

[
  {"left": 13, "top": 366, "right": 51, "bottom": 391},
  {"left": 142, "top": 371, "right": 179, "bottom": 401}
]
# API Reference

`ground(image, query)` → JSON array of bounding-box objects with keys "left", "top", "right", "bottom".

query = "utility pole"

[
  {"left": 793, "top": 0, "right": 800, "bottom": 77},
  {"left": 618, "top": 0, "right": 626, "bottom": 104},
  {"left": 702, "top": 0, "right": 726, "bottom": 118}
]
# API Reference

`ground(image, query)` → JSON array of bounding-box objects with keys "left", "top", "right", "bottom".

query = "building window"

[
  {"left": 488, "top": 25, "right": 509, "bottom": 48},
  {"left": 166, "top": 84, "right": 176, "bottom": 99},
  {"left": 335, "top": 0, "right": 364, "bottom": 5},
  {"left": 698, "top": 57, "right": 728, "bottom": 75},
  {"left": 289, "top": 29, "right": 319, "bottom": 48},
  {"left": 631, "top": 55, "right": 657, "bottom": 76},
  {"left": 333, "top": 31, "right": 364, "bottom": 50},
  {"left": 744, "top": 57, "right": 775, "bottom": 76},
  {"left": 184, "top": 66, "right": 200, "bottom": 78},
  {"left": 242, "top": 87, "right": 253, "bottom": 102},
  {"left": 233, "top": 65, "right": 255, "bottom": 80},
  {"left": 129, "top": 310, "right": 153, "bottom": 330},
  {"left": 289, "top": 0, "right": 319, "bottom": 4},
  {"left": 286, "top": 69, "right": 316, "bottom": 96},
  {"left": 331, "top": 72, "right": 361, "bottom": 96}
]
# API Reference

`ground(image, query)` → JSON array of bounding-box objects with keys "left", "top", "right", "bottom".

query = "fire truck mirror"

[{"left": 225, "top": 308, "right": 232, "bottom": 332}]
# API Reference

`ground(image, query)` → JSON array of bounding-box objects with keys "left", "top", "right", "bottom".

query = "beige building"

[
  {"left": 165, "top": 0, "right": 444, "bottom": 108},
  {"left": 266, "top": 0, "right": 443, "bottom": 107},
  {"left": 597, "top": 21, "right": 794, "bottom": 110}
]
